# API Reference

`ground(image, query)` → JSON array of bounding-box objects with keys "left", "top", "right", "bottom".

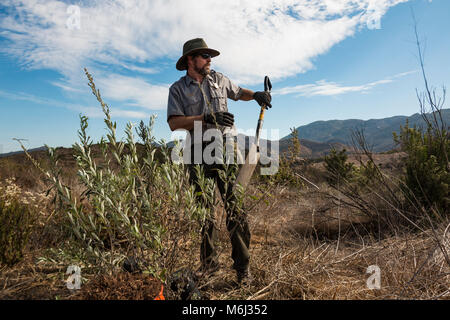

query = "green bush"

[
  {"left": 324, "top": 148, "right": 355, "bottom": 187},
  {"left": 0, "top": 197, "right": 34, "bottom": 266},
  {"left": 264, "top": 127, "right": 303, "bottom": 187},
  {"left": 394, "top": 118, "right": 449, "bottom": 215}
]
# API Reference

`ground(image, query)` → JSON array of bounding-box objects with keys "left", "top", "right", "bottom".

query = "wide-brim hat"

[{"left": 176, "top": 38, "right": 220, "bottom": 71}]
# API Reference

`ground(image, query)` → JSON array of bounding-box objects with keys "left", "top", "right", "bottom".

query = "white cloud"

[
  {"left": 0, "top": 89, "right": 58, "bottom": 105},
  {"left": 67, "top": 105, "right": 151, "bottom": 119},
  {"left": 0, "top": 88, "right": 152, "bottom": 119},
  {"left": 0, "top": 0, "right": 409, "bottom": 103},
  {"left": 94, "top": 73, "right": 169, "bottom": 110},
  {"left": 119, "top": 63, "right": 160, "bottom": 74},
  {"left": 274, "top": 70, "right": 417, "bottom": 97},
  {"left": 50, "top": 81, "right": 85, "bottom": 93}
]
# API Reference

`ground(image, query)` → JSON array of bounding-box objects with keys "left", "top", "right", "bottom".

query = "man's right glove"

[
  {"left": 253, "top": 91, "right": 272, "bottom": 108},
  {"left": 204, "top": 111, "right": 234, "bottom": 127}
]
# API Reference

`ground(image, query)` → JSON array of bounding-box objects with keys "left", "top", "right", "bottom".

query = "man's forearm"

[
  {"left": 168, "top": 115, "right": 204, "bottom": 131},
  {"left": 239, "top": 88, "right": 255, "bottom": 101}
]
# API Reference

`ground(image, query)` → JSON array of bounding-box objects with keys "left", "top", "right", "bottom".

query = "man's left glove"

[{"left": 253, "top": 91, "right": 272, "bottom": 108}]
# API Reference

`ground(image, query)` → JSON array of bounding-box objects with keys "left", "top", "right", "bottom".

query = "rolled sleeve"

[
  {"left": 167, "top": 85, "right": 185, "bottom": 121},
  {"left": 221, "top": 74, "right": 242, "bottom": 101}
]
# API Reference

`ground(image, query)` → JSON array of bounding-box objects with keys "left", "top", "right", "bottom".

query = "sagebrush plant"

[
  {"left": 0, "top": 192, "right": 35, "bottom": 266},
  {"left": 0, "top": 178, "right": 51, "bottom": 266},
  {"left": 18, "top": 68, "right": 212, "bottom": 279}
]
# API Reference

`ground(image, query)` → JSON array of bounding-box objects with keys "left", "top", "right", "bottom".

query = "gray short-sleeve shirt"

[{"left": 167, "top": 70, "right": 242, "bottom": 144}]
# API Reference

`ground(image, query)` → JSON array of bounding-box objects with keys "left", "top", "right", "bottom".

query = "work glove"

[
  {"left": 204, "top": 111, "right": 234, "bottom": 127},
  {"left": 253, "top": 91, "right": 272, "bottom": 108}
]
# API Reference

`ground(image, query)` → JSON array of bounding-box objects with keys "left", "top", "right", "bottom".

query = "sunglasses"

[{"left": 194, "top": 53, "right": 212, "bottom": 59}]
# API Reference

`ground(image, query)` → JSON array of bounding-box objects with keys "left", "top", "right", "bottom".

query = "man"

[{"left": 167, "top": 38, "right": 271, "bottom": 285}]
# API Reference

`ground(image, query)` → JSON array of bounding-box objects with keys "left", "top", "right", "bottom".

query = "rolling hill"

[{"left": 281, "top": 109, "right": 450, "bottom": 152}]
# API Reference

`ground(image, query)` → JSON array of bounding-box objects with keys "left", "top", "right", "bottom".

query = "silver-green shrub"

[{"left": 20, "top": 69, "right": 212, "bottom": 279}]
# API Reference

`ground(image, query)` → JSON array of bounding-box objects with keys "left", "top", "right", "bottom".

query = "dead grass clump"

[
  {"left": 242, "top": 228, "right": 449, "bottom": 300},
  {"left": 74, "top": 272, "right": 163, "bottom": 300},
  {"left": 194, "top": 180, "right": 450, "bottom": 300},
  {"left": 0, "top": 254, "right": 72, "bottom": 300}
]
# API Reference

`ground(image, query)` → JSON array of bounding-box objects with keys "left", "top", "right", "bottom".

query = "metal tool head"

[
  {"left": 264, "top": 76, "right": 272, "bottom": 92},
  {"left": 234, "top": 75, "right": 272, "bottom": 192}
]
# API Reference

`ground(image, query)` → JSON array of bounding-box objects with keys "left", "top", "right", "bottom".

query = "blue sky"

[{"left": 0, "top": 0, "right": 449, "bottom": 153}]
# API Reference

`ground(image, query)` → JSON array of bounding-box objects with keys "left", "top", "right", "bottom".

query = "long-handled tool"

[{"left": 234, "top": 76, "right": 272, "bottom": 191}]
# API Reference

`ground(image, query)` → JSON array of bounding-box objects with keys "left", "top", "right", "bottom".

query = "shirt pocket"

[
  {"left": 209, "top": 87, "right": 227, "bottom": 112},
  {"left": 184, "top": 94, "right": 204, "bottom": 116}
]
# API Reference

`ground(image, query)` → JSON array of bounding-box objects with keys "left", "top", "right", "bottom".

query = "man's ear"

[{"left": 186, "top": 55, "right": 194, "bottom": 69}]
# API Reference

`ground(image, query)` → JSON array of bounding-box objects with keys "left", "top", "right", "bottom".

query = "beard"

[{"left": 195, "top": 63, "right": 211, "bottom": 77}]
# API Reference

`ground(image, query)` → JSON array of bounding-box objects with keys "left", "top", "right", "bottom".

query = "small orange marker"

[{"left": 154, "top": 284, "right": 165, "bottom": 300}]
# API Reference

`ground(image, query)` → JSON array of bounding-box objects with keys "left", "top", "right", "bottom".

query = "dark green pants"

[{"left": 188, "top": 162, "right": 250, "bottom": 273}]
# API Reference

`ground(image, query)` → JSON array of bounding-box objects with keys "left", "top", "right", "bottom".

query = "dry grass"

[
  {"left": 73, "top": 272, "right": 164, "bottom": 300},
  {"left": 0, "top": 149, "right": 448, "bottom": 300},
  {"left": 193, "top": 183, "right": 449, "bottom": 300}
]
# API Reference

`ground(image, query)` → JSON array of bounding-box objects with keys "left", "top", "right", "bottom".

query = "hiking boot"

[{"left": 236, "top": 269, "right": 252, "bottom": 286}]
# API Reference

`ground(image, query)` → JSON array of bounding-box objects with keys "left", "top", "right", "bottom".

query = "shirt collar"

[
  {"left": 184, "top": 72, "right": 214, "bottom": 86},
  {"left": 184, "top": 73, "right": 196, "bottom": 86}
]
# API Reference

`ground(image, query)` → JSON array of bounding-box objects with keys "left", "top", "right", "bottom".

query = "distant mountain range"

[
  {"left": 281, "top": 109, "right": 450, "bottom": 152},
  {"left": 2, "top": 109, "right": 448, "bottom": 159},
  {"left": 0, "top": 146, "right": 47, "bottom": 158}
]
